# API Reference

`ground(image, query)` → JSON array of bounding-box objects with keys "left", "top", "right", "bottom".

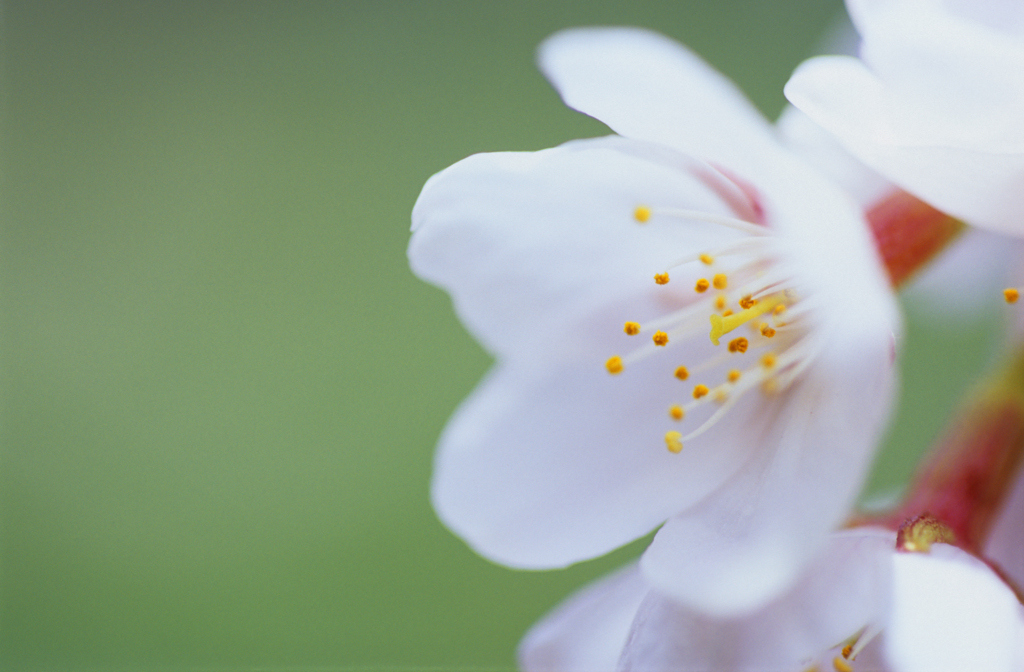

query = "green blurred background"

[{"left": 1, "top": 1, "right": 1003, "bottom": 669}]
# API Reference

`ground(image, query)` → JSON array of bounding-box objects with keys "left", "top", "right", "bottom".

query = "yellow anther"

[
  {"left": 1005, "top": 288, "right": 1020, "bottom": 304},
  {"left": 833, "top": 657, "right": 853, "bottom": 672},
  {"left": 674, "top": 366, "right": 689, "bottom": 380},
  {"left": 709, "top": 293, "right": 785, "bottom": 345},
  {"left": 605, "top": 356, "right": 623, "bottom": 374},
  {"left": 714, "top": 295, "right": 727, "bottom": 310},
  {"left": 714, "top": 389, "right": 728, "bottom": 404},
  {"left": 761, "top": 353, "right": 777, "bottom": 369},
  {"left": 634, "top": 206, "right": 651, "bottom": 223},
  {"left": 694, "top": 278, "right": 710, "bottom": 293},
  {"left": 652, "top": 331, "right": 669, "bottom": 346},
  {"left": 654, "top": 272, "right": 670, "bottom": 285},
  {"left": 721, "top": 309, "right": 733, "bottom": 317},
  {"left": 897, "top": 514, "right": 957, "bottom": 553},
  {"left": 738, "top": 295, "right": 758, "bottom": 309},
  {"left": 728, "top": 337, "right": 749, "bottom": 353},
  {"left": 669, "top": 405, "right": 684, "bottom": 421},
  {"left": 699, "top": 253, "right": 715, "bottom": 265},
  {"left": 760, "top": 323, "right": 776, "bottom": 338},
  {"left": 773, "top": 304, "right": 786, "bottom": 316},
  {"left": 624, "top": 321, "right": 641, "bottom": 335},
  {"left": 762, "top": 378, "right": 779, "bottom": 395},
  {"left": 665, "top": 431, "right": 683, "bottom": 453},
  {"left": 841, "top": 645, "right": 854, "bottom": 660},
  {"left": 712, "top": 274, "right": 728, "bottom": 290},
  {"left": 727, "top": 369, "right": 741, "bottom": 382},
  {"left": 693, "top": 384, "right": 709, "bottom": 399}
]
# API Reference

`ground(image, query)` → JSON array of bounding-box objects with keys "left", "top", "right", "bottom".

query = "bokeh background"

[{"left": 2, "top": 1, "right": 1004, "bottom": 669}]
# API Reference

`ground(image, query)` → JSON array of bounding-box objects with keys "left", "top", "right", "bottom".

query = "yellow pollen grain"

[
  {"left": 674, "top": 366, "right": 689, "bottom": 380},
  {"left": 1005, "top": 288, "right": 1020, "bottom": 304},
  {"left": 728, "top": 337, "right": 749, "bottom": 353},
  {"left": 669, "top": 405, "right": 684, "bottom": 421},
  {"left": 654, "top": 272, "right": 670, "bottom": 285},
  {"left": 712, "top": 273, "right": 728, "bottom": 290},
  {"left": 714, "top": 295, "right": 727, "bottom": 310},
  {"left": 634, "top": 206, "right": 651, "bottom": 223},
  {"left": 841, "top": 645, "right": 854, "bottom": 660},
  {"left": 699, "top": 253, "right": 715, "bottom": 265},
  {"left": 665, "top": 431, "right": 683, "bottom": 453},
  {"left": 653, "top": 331, "right": 669, "bottom": 346},
  {"left": 605, "top": 356, "right": 623, "bottom": 374},
  {"left": 833, "top": 657, "right": 853, "bottom": 672},
  {"left": 760, "top": 323, "right": 776, "bottom": 338},
  {"left": 693, "top": 384, "right": 709, "bottom": 399},
  {"left": 727, "top": 369, "right": 741, "bottom": 382},
  {"left": 738, "top": 295, "right": 757, "bottom": 309},
  {"left": 694, "top": 278, "right": 710, "bottom": 293},
  {"left": 762, "top": 353, "right": 777, "bottom": 369},
  {"left": 624, "top": 321, "right": 641, "bottom": 335}
]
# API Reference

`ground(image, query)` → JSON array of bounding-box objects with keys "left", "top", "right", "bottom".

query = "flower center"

[{"left": 606, "top": 204, "right": 824, "bottom": 453}]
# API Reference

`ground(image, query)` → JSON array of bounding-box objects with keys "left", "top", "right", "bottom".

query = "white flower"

[
  {"left": 520, "top": 530, "right": 1024, "bottom": 672},
  {"left": 784, "top": 0, "right": 1024, "bottom": 237},
  {"left": 410, "top": 27, "right": 898, "bottom": 615}
]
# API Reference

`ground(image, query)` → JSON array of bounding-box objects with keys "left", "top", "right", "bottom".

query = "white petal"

[
  {"left": 619, "top": 529, "right": 894, "bottom": 671},
  {"left": 984, "top": 463, "right": 1024, "bottom": 591},
  {"left": 537, "top": 28, "right": 780, "bottom": 176},
  {"left": 640, "top": 338, "right": 898, "bottom": 616},
  {"left": 410, "top": 135, "right": 756, "bottom": 362},
  {"left": 518, "top": 563, "right": 648, "bottom": 672},
  {"left": 886, "top": 544, "right": 1024, "bottom": 672}
]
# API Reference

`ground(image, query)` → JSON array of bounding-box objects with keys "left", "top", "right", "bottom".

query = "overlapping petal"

[{"left": 785, "top": 0, "right": 1024, "bottom": 236}]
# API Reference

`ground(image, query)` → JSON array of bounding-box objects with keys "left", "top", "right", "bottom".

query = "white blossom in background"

[
  {"left": 784, "top": 0, "right": 1024, "bottom": 238},
  {"left": 519, "top": 530, "right": 1024, "bottom": 672},
  {"left": 409, "top": 27, "right": 899, "bottom": 616}
]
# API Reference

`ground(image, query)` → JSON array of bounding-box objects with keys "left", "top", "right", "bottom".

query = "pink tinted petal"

[
  {"left": 620, "top": 529, "right": 893, "bottom": 671},
  {"left": 538, "top": 28, "right": 779, "bottom": 175},
  {"left": 518, "top": 564, "right": 647, "bottom": 672},
  {"left": 640, "top": 339, "right": 897, "bottom": 616},
  {"left": 786, "top": 56, "right": 1024, "bottom": 236},
  {"left": 984, "top": 464, "right": 1024, "bottom": 590},
  {"left": 886, "top": 544, "right": 1024, "bottom": 672},
  {"left": 410, "top": 136, "right": 752, "bottom": 362}
]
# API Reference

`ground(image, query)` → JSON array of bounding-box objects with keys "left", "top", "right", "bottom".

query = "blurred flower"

[
  {"left": 784, "top": 0, "right": 1024, "bottom": 237},
  {"left": 521, "top": 529, "right": 1024, "bottom": 672},
  {"left": 410, "top": 27, "right": 898, "bottom": 615}
]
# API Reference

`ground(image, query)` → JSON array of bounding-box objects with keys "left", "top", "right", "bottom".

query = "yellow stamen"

[
  {"left": 714, "top": 389, "right": 728, "bottom": 404},
  {"left": 709, "top": 293, "right": 784, "bottom": 345},
  {"left": 761, "top": 353, "right": 777, "bottom": 369},
  {"left": 841, "top": 645, "right": 854, "bottom": 660},
  {"left": 727, "top": 369, "right": 741, "bottom": 382},
  {"left": 762, "top": 378, "right": 778, "bottom": 394},
  {"left": 714, "top": 295, "right": 727, "bottom": 310},
  {"left": 760, "top": 323, "right": 776, "bottom": 338},
  {"left": 634, "top": 206, "right": 651, "bottom": 223},
  {"left": 652, "top": 331, "right": 669, "bottom": 346},
  {"left": 669, "top": 405, "right": 684, "bottom": 421},
  {"left": 605, "top": 356, "right": 623, "bottom": 374},
  {"left": 694, "top": 278, "right": 710, "bottom": 293},
  {"left": 728, "top": 337, "right": 749, "bottom": 353},
  {"left": 773, "top": 304, "right": 786, "bottom": 316},
  {"left": 665, "top": 431, "right": 683, "bottom": 453},
  {"left": 712, "top": 273, "right": 728, "bottom": 290},
  {"left": 654, "top": 272, "right": 670, "bottom": 285},
  {"left": 693, "top": 384, "right": 709, "bottom": 399},
  {"left": 699, "top": 253, "right": 714, "bottom": 265},
  {"left": 674, "top": 366, "right": 689, "bottom": 380},
  {"left": 721, "top": 309, "right": 733, "bottom": 317},
  {"left": 1005, "top": 288, "right": 1020, "bottom": 304},
  {"left": 624, "top": 321, "right": 641, "bottom": 335},
  {"left": 833, "top": 657, "right": 853, "bottom": 672},
  {"left": 738, "top": 295, "right": 757, "bottom": 309}
]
